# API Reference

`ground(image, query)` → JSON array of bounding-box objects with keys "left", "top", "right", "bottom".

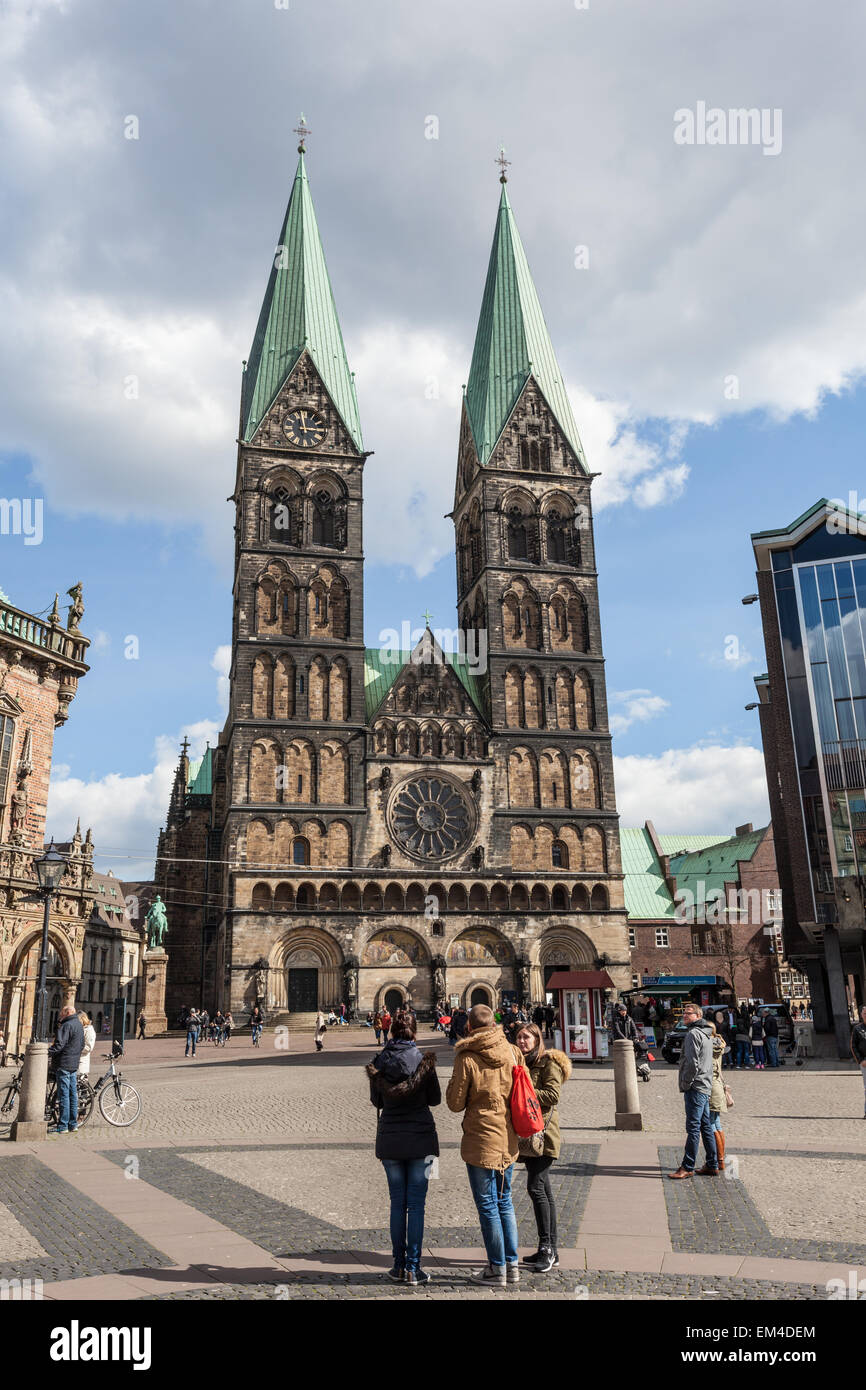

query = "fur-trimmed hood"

[
  {"left": 453, "top": 1024, "right": 520, "bottom": 1069},
  {"left": 541, "top": 1047, "right": 572, "bottom": 1081},
  {"left": 366, "top": 1048, "right": 437, "bottom": 1101}
]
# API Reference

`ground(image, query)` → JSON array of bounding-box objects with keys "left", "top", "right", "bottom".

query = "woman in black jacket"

[{"left": 366, "top": 1014, "right": 440, "bottom": 1286}]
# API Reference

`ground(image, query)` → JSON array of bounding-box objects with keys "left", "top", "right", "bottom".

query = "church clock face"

[
  {"left": 283, "top": 408, "right": 326, "bottom": 448},
  {"left": 388, "top": 775, "right": 475, "bottom": 862}
]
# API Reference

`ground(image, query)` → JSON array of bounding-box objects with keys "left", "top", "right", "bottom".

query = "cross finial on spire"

[
  {"left": 422, "top": 608, "right": 434, "bottom": 628},
  {"left": 180, "top": 736, "right": 190, "bottom": 758},
  {"left": 294, "top": 113, "right": 311, "bottom": 154},
  {"left": 495, "top": 146, "right": 511, "bottom": 183}
]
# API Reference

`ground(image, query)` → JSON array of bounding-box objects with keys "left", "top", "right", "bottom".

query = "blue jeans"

[
  {"left": 56, "top": 1069, "right": 78, "bottom": 1129},
  {"left": 381, "top": 1159, "right": 430, "bottom": 1273},
  {"left": 735, "top": 1039, "right": 751, "bottom": 1067},
  {"left": 682, "top": 1090, "right": 717, "bottom": 1172},
  {"left": 466, "top": 1163, "right": 519, "bottom": 1268},
  {"left": 765, "top": 1036, "right": 779, "bottom": 1067},
  {"left": 752, "top": 1042, "right": 765, "bottom": 1066},
  {"left": 185, "top": 1027, "right": 198, "bottom": 1056}
]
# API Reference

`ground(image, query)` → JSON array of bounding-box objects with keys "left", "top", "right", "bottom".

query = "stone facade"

[
  {"left": 0, "top": 593, "right": 92, "bottom": 1052},
  {"left": 160, "top": 190, "right": 631, "bottom": 1024}
]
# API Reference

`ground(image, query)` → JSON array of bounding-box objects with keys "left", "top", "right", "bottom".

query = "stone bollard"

[
  {"left": 613, "top": 1038, "right": 643, "bottom": 1131},
  {"left": 10, "top": 1042, "right": 49, "bottom": 1142}
]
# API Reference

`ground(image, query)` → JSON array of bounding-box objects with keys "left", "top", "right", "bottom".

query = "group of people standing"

[
  {"left": 365, "top": 1002, "right": 571, "bottom": 1286},
  {"left": 711, "top": 1005, "right": 782, "bottom": 1069},
  {"left": 182, "top": 1008, "right": 235, "bottom": 1057},
  {"left": 46, "top": 1005, "right": 96, "bottom": 1134}
]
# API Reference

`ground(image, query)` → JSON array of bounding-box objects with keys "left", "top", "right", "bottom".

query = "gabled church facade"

[{"left": 158, "top": 148, "right": 630, "bottom": 1023}]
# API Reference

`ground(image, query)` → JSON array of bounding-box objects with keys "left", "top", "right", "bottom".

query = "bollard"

[
  {"left": 10, "top": 1042, "right": 49, "bottom": 1142},
  {"left": 613, "top": 1038, "right": 643, "bottom": 1131}
]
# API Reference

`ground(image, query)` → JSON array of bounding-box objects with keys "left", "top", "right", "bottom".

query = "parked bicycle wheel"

[
  {"left": 98, "top": 1078, "right": 142, "bottom": 1126},
  {"left": 76, "top": 1078, "right": 95, "bottom": 1126},
  {"left": 0, "top": 1077, "right": 21, "bottom": 1134}
]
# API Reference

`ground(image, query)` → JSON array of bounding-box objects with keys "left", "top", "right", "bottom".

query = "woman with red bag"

[{"left": 514, "top": 1022, "right": 571, "bottom": 1273}]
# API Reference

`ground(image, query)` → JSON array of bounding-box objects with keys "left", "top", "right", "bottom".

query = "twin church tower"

[{"left": 158, "top": 142, "right": 629, "bottom": 1026}]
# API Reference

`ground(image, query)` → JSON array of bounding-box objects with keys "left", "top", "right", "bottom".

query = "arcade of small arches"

[
  {"left": 255, "top": 560, "right": 350, "bottom": 642},
  {"left": 504, "top": 666, "right": 596, "bottom": 731},
  {"left": 250, "top": 651, "right": 350, "bottom": 722},
  {"left": 241, "top": 877, "right": 611, "bottom": 915},
  {"left": 260, "top": 467, "right": 349, "bottom": 552},
  {"left": 245, "top": 816, "right": 352, "bottom": 868},
  {"left": 263, "top": 920, "right": 599, "bottom": 1016},
  {"left": 510, "top": 822, "right": 608, "bottom": 874},
  {"left": 459, "top": 577, "right": 589, "bottom": 656},
  {"left": 456, "top": 489, "right": 583, "bottom": 596},
  {"left": 372, "top": 719, "right": 486, "bottom": 760},
  {"left": 248, "top": 737, "right": 352, "bottom": 805},
  {"left": 508, "top": 746, "right": 602, "bottom": 811}
]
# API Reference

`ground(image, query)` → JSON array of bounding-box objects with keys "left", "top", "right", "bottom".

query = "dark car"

[{"left": 661, "top": 1023, "right": 690, "bottom": 1065}]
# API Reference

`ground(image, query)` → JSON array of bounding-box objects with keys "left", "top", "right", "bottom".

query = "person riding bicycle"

[{"left": 250, "top": 1005, "right": 264, "bottom": 1045}]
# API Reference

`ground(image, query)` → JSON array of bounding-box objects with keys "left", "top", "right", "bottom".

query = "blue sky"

[{"left": 2, "top": 0, "right": 865, "bottom": 874}]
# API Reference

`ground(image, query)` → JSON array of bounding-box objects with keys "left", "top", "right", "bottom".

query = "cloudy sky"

[{"left": 2, "top": 0, "right": 866, "bottom": 875}]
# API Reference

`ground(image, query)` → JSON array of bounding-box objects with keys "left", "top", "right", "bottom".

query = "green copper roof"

[
  {"left": 363, "top": 647, "right": 488, "bottom": 721},
  {"left": 667, "top": 828, "right": 766, "bottom": 901},
  {"left": 465, "top": 184, "right": 586, "bottom": 469},
  {"left": 187, "top": 746, "right": 213, "bottom": 797},
  {"left": 620, "top": 829, "right": 750, "bottom": 921},
  {"left": 242, "top": 153, "right": 362, "bottom": 450}
]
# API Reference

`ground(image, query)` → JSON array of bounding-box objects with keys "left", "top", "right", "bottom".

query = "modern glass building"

[{"left": 752, "top": 500, "right": 866, "bottom": 1055}]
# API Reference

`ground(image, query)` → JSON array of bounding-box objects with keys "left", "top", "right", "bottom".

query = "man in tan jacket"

[{"left": 446, "top": 1003, "right": 525, "bottom": 1287}]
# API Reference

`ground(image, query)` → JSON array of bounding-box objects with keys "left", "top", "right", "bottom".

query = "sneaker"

[
  {"left": 527, "top": 1247, "right": 555, "bottom": 1273},
  {"left": 68, "top": 1125, "right": 78, "bottom": 1132},
  {"left": 505, "top": 1263, "right": 520, "bottom": 1285},
  {"left": 471, "top": 1264, "right": 506, "bottom": 1286},
  {"left": 552, "top": 1250, "right": 560, "bottom": 1267},
  {"left": 521, "top": 1248, "right": 544, "bottom": 1266},
  {"left": 386, "top": 1266, "right": 405, "bottom": 1283},
  {"left": 47, "top": 1125, "right": 67, "bottom": 1134},
  {"left": 405, "top": 1269, "right": 430, "bottom": 1286}
]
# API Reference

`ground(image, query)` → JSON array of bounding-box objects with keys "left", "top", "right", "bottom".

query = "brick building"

[
  {"left": 0, "top": 587, "right": 92, "bottom": 1052},
  {"left": 751, "top": 500, "right": 866, "bottom": 1055},
  {"left": 622, "top": 820, "right": 805, "bottom": 1006},
  {"left": 158, "top": 149, "right": 630, "bottom": 1023}
]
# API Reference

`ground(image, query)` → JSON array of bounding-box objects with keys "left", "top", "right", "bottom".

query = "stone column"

[
  {"left": 141, "top": 948, "right": 169, "bottom": 1035},
  {"left": 10, "top": 1042, "right": 49, "bottom": 1142},
  {"left": 612, "top": 1038, "right": 642, "bottom": 1131}
]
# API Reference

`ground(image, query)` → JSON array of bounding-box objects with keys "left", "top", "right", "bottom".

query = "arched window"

[
  {"left": 507, "top": 507, "right": 529, "bottom": 560},
  {"left": 292, "top": 838, "right": 310, "bottom": 866},
  {"left": 547, "top": 510, "right": 573, "bottom": 564},
  {"left": 312, "top": 490, "right": 336, "bottom": 547},
  {"left": 551, "top": 839, "right": 569, "bottom": 870},
  {"left": 270, "top": 486, "right": 299, "bottom": 545}
]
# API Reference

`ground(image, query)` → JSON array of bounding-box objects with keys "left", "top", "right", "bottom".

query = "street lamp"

[{"left": 32, "top": 840, "right": 67, "bottom": 1042}]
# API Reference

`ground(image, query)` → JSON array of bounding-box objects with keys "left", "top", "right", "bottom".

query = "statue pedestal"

[{"left": 141, "top": 948, "right": 168, "bottom": 1036}]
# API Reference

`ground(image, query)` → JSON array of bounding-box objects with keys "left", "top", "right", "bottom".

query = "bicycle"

[
  {"left": 89, "top": 1043, "right": 142, "bottom": 1126},
  {"left": 46, "top": 1071, "right": 95, "bottom": 1127},
  {"left": 0, "top": 1052, "right": 25, "bottom": 1134}
]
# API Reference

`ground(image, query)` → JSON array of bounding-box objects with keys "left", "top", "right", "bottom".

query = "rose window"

[{"left": 388, "top": 776, "right": 473, "bottom": 861}]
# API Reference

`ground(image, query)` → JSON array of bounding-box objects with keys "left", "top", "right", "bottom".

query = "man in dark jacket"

[
  {"left": 762, "top": 1009, "right": 780, "bottom": 1067},
  {"left": 668, "top": 1003, "right": 717, "bottom": 1179},
  {"left": 48, "top": 1005, "right": 85, "bottom": 1133},
  {"left": 610, "top": 1002, "right": 639, "bottom": 1045},
  {"left": 851, "top": 1005, "right": 866, "bottom": 1118},
  {"left": 543, "top": 1004, "right": 555, "bottom": 1040},
  {"left": 449, "top": 1008, "right": 468, "bottom": 1043}
]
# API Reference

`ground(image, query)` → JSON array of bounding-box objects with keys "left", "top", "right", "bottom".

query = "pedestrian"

[
  {"left": 532, "top": 1003, "right": 545, "bottom": 1029},
  {"left": 609, "top": 1001, "right": 639, "bottom": 1045},
  {"left": 750, "top": 1012, "right": 766, "bottom": 1069},
  {"left": 185, "top": 1007, "right": 200, "bottom": 1059},
  {"left": 366, "top": 1012, "right": 440, "bottom": 1286},
  {"left": 734, "top": 1013, "right": 752, "bottom": 1069},
  {"left": 667, "top": 1002, "right": 718, "bottom": 1180},
  {"left": 137, "top": 1012, "right": 146, "bottom": 1040},
  {"left": 224, "top": 1011, "right": 234, "bottom": 1043},
  {"left": 77, "top": 1011, "right": 96, "bottom": 1091},
  {"left": 762, "top": 1009, "right": 780, "bottom": 1067},
  {"left": 544, "top": 1004, "right": 555, "bottom": 1040},
  {"left": 445, "top": 1002, "right": 526, "bottom": 1287},
  {"left": 47, "top": 1005, "right": 85, "bottom": 1134},
  {"left": 850, "top": 1005, "right": 866, "bottom": 1118},
  {"left": 448, "top": 1006, "right": 468, "bottom": 1044},
  {"left": 250, "top": 1005, "right": 264, "bottom": 1045},
  {"left": 314, "top": 1010, "right": 327, "bottom": 1052},
  {"left": 373, "top": 1010, "right": 383, "bottom": 1045},
  {"left": 514, "top": 1022, "right": 570, "bottom": 1272},
  {"left": 502, "top": 1005, "right": 520, "bottom": 1044},
  {"left": 380, "top": 1008, "right": 392, "bottom": 1040},
  {"left": 705, "top": 1022, "right": 729, "bottom": 1170}
]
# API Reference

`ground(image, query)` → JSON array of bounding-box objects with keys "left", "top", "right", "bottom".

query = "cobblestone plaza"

[{"left": 1, "top": 1031, "right": 864, "bottom": 1302}]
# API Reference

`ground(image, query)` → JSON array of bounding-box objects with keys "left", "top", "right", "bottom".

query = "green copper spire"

[
  {"left": 242, "top": 151, "right": 363, "bottom": 450},
  {"left": 465, "top": 180, "right": 586, "bottom": 469}
]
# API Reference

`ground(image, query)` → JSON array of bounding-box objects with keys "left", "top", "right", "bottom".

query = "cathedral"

[{"left": 157, "top": 140, "right": 630, "bottom": 1025}]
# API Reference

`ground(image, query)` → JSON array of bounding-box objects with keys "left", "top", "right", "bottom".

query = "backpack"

[{"left": 510, "top": 1065, "right": 544, "bottom": 1138}]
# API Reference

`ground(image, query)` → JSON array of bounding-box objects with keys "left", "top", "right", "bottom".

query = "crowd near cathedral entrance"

[{"left": 155, "top": 136, "right": 630, "bottom": 1022}]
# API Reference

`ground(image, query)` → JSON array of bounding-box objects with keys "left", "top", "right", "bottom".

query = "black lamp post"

[{"left": 32, "top": 840, "right": 67, "bottom": 1042}]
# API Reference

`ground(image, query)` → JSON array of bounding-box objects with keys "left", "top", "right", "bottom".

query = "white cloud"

[
  {"left": 609, "top": 688, "right": 670, "bottom": 737},
  {"left": 211, "top": 644, "right": 231, "bottom": 714},
  {"left": 614, "top": 743, "right": 770, "bottom": 835},
  {"left": 46, "top": 721, "right": 219, "bottom": 879}
]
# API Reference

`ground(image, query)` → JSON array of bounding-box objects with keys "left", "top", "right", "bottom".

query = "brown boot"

[{"left": 715, "top": 1131, "right": 726, "bottom": 1170}]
